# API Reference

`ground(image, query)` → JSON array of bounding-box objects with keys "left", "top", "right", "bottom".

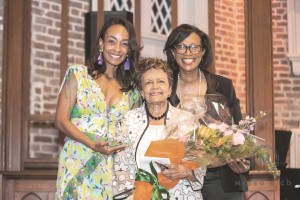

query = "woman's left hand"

[
  {"left": 160, "top": 163, "right": 192, "bottom": 180},
  {"left": 227, "top": 159, "right": 250, "bottom": 174}
]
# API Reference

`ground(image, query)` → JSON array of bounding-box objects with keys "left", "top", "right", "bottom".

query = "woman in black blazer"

[{"left": 164, "top": 24, "right": 250, "bottom": 200}]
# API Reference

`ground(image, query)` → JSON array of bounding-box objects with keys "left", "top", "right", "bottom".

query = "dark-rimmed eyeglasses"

[{"left": 174, "top": 44, "right": 203, "bottom": 55}]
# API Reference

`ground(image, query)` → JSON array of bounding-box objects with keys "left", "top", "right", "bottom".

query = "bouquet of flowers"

[
  {"left": 168, "top": 94, "right": 279, "bottom": 178},
  {"left": 132, "top": 94, "right": 279, "bottom": 199}
]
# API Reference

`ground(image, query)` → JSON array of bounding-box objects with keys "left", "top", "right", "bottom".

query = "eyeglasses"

[{"left": 174, "top": 44, "right": 203, "bottom": 55}]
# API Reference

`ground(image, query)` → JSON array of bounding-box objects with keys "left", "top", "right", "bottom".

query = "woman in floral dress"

[{"left": 55, "top": 17, "right": 141, "bottom": 200}]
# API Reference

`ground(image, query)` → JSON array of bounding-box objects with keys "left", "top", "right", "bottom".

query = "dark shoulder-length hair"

[
  {"left": 163, "top": 24, "right": 213, "bottom": 72},
  {"left": 86, "top": 17, "right": 141, "bottom": 92},
  {"left": 135, "top": 58, "right": 173, "bottom": 91}
]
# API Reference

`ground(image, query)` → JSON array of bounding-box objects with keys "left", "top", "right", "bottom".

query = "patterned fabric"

[
  {"left": 56, "top": 65, "right": 140, "bottom": 200},
  {"left": 113, "top": 104, "right": 207, "bottom": 200}
]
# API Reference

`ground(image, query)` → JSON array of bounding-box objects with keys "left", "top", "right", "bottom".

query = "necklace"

[
  {"left": 145, "top": 103, "right": 169, "bottom": 120},
  {"left": 177, "top": 69, "right": 202, "bottom": 101}
]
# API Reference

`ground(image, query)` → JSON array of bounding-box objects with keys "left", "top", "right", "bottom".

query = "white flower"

[
  {"left": 112, "top": 180, "right": 117, "bottom": 186},
  {"left": 118, "top": 183, "right": 126, "bottom": 191},
  {"left": 119, "top": 181, "right": 133, "bottom": 191},
  {"left": 174, "top": 189, "right": 184, "bottom": 199},
  {"left": 182, "top": 184, "right": 190, "bottom": 195},
  {"left": 126, "top": 152, "right": 131, "bottom": 159},
  {"left": 187, "top": 195, "right": 196, "bottom": 200},
  {"left": 129, "top": 174, "right": 135, "bottom": 179},
  {"left": 128, "top": 159, "right": 135, "bottom": 165},
  {"left": 207, "top": 123, "right": 218, "bottom": 130},
  {"left": 124, "top": 181, "right": 134, "bottom": 190},
  {"left": 114, "top": 154, "right": 121, "bottom": 162},
  {"left": 232, "top": 132, "right": 245, "bottom": 145},
  {"left": 119, "top": 174, "right": 126, "bottom": 181},
  {"left": 129, "top": 168, "right": 135, "bottom": 179},
  {"left": 114, "top": 162, "right": 128, "bottom": 171}
]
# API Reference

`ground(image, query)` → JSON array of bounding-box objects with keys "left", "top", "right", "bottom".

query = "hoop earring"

[
  {"left": 98, "top": 50, "right": 103, "bottom": 65},
  {"left": 124, "top": 55, "right": 130, "bottom": 70}
]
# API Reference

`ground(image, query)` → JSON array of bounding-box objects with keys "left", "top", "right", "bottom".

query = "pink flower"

[
  {"left": 218, "top": 123, "right": 229, "bottom": 132},
  {"left": 224, "top": 130, "right": 234, "bottom": 136},
  {"left": 232, "top": 132, "right": 245, "bottom": 145}
]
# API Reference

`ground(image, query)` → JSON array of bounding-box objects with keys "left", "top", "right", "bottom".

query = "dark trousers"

[{"left": 202, "top": 168, "right": 244, "bottom": 200}]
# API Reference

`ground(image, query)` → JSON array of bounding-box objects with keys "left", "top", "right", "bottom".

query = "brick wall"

[
  {"left": 214, "top": 0, "right": 300, "bottom": 131},
  {"left": 272, "top": 0, "right": 300, "bottom": 130},
  {"left": 31, "top": 0, "right": 62, "bottom": 115},
  {"left": 214, "top": 0, "right": 246, "bottom": 114},
  {"left": 29, "top": 0, "right": 89, "bottom": 158},
  {"left": 67, "top": 0, "right": 89, "bottom": 65},
  {"left": 30, "top": 0, "right": 88, "bottom": 115},
  {"left": 3, "top": 0, "right": 299, "bottom": 158}
]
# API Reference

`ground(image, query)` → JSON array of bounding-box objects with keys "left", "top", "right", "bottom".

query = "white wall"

[
  {"left": 177, "top": 0, "right": 208, "bottom": 34},
  {"left": 140, "top": 0, "right": 209, "bottom": 60}
]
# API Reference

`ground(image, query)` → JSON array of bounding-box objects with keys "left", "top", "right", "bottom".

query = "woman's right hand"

[
  {"left": 160, "top": 163, "right": 194, "bottom": 180},
  {"left": 91, "top": 141, "right": 128, "bottom": 155}
]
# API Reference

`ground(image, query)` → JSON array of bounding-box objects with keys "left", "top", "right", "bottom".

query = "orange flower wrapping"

[
  {"left": 145, "top": 138, "right": 184, "bottom": 163},
  {"left": 145, "top": 138, "right": 199, "bottom": 189},
  {"left": 133, "top": 181, "right": 153, "bottom": 200}
]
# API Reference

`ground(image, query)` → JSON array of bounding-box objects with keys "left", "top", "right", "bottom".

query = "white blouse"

[{"left": 136, "top": 124, "right": 165, "bottom": 168}]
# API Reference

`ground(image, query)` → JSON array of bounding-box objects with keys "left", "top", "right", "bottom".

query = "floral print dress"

[{"left": 55, "top": 65, "right": 140, "bottom": 200}]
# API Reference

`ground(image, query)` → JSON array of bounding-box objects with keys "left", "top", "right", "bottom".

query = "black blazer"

[
  {"left": 169, "top": 70, "right": 248, "bottom": 192},
  {"left": 170, "top": 70, "right": 242, "bottom": 123}
]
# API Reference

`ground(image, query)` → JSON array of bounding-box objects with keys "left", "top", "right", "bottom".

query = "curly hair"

[
  {"left": 163, "top": 24, "right": 213, "bottom": 72},
  {"left": 135, "top": 58, "right": 173, "bottom": 91},
  {"left": 86, "top": 17, "right": 141, "bottom": 92}
]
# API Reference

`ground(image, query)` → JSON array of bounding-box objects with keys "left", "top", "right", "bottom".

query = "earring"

[
  {"left": 98, "top": 50, "right": 103, "bottom": 65},
  {"left": 124, "top": 55, "right": 130, "bottom": 70}
]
